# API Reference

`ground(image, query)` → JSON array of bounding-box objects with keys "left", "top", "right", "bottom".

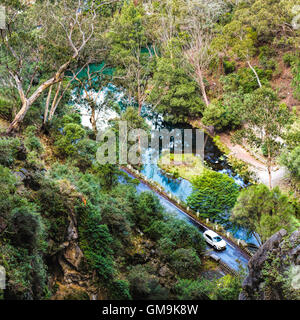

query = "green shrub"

[
  {"left": 214, "top": 274, "right": 243, "bottom": 300},
  {"left": 0, "top": 171, "right": 47, "bottom": 299},
  {"left": 92, "top": 163, "right": 120, "bottom": 191},
  {"left": 156, "top": 217, "right": 206, "bottom": 256},
  {"left": 144, "top": 220, "right": 168, "bottom": 240},
  {"left": 10, "top": 203, "right": 45, "bottom": 252},
  {"left": 0, "top": 245, "right": 47, "bottom": 300},
  {"left": 0, "top": 97, "right": 13, "bottom": 121},
  {"left": 175, "top": 273, "right": 243, "bottom": 300},
  {"left": 0, "top": 165, "right": 18, "bottom": 221},
  {"left": 78, "top": 206, "right": 115, "bottom": 281},
  {"left": 187, "top": 170, "right": 240, "bottom": 222},
  {"left": 55, "top": 123, "right": 85, "bottom": 158},
  {"left": 127, "top": 265, "right": 168, "bottom": 300},
  {"left": 62, "top": 113, "right": 82, "bottom": 125},
  {"left": 283, "top": 53, "right": 297, "bottom": 67},
  {"left": 202, "top": 95, "right": 243, "bottom": 132},
  {"left": 202, "top": 102, "right": 226, "bottom": 131},
  {"left": 148, "top": 56, "right": 205, "bottom": 123},
  {"left": 134, "top": 191, "right": 164, "bottom": 229},
  {"left": 258, "top": 46, "right": 276, "bottom": 70},
  {"left": 36, "top": 178, "right": 71, "bottom": 248},
  {"left": 223, "top": 59, "right": 236, "bottom": 74},
  {"left": 25, "top": 151, "right": 44, "bottom": 170},
  {"left": 231, "top": 184, "right": 300, "bottom": 243},
  {"left": 0, "top": 137, "right": 21, "bottom": 167},
  {"left": 174, "top": 279, "right": 213, "bottom": 300},
  {"left": 0, "top": 245, "right": 33, "bottom": 299},
  {"left": 109, "top": 280, "right": 132, "bottom": 300},
  {"left": 30, "top": 254, "right": 49, "bottom": 299},
  {"left": 281, "top": 146, "right": 300, "bottom": 179},
  {"left": 284, "top": 119, "right": 300, "bottom": 150},
  {"left": 169, "top": 248, "right": 201, "bottom": 279},
  {"left": 221, "top": 67, "right": 271, "bottom": 94},
  {"left": 28, "top": 137, "right": 42, "bottom": 153},
  {"left": 24, "top": 126, "right": 43, "bottom": 153},
  {"left": 71, "top": 138, "right": 98, "bottom": 170}
]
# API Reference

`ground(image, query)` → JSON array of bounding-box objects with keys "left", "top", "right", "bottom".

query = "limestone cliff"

[{"left": 240, "top": 229, "right": 300, "bottom": 300}]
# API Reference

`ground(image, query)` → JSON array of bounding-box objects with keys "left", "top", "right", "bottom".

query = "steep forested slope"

[{"left": 0, "top": 0, "right": 299, "bottom": 300}]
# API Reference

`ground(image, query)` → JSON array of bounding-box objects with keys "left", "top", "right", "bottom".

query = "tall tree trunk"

[
  {"left": 138, "top": 99, "right": 142, "bottom": 116},
  {"left": 7, "top": 59, "right": 72, "bottom": 133},
  {"left": 196, "top": 64, "right": 209, "bottom": 107},
  {"left": 204, "top": 134, "right": 209, "bottom": 148},
  {"left": 267, "top": 149, "right": 272, "bottom": 189},
  {"left": 91, "top": 106, "right": 98, "bottom": 135},
  {"left": 44, "top": 85, "right": 53, "bottom": 124},
  {"left": 268, "top": 166, "right": 272, "bottom": 190},
  {"left": 7, "top": 100, "right": 30, "bottom": 132},
  {"left": 137, "top": 69, "right": 142, "bottom": 115},
  {"left": 253, "top": 232, "right": 262, "bottom": 247},
  {"left": 48, "top": 82, "right": 62, "bottom": 121},
  {"left": 267, "top": 163, "right": 272, "bottom": 190},
  {"left": 137, "top": 95, "right": 142, "bottom": 164}
]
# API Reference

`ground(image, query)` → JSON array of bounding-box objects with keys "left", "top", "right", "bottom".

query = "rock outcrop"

[
  {"left": 240, "top": 229, "right": 300, "bottom": 300},
  {"left": 50, "top": 180, "right": 103, "bottom": 300}
]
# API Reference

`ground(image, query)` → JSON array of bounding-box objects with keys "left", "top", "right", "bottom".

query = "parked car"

[{"left": 203, "top": 230, "right": 227, "bottom": 251}]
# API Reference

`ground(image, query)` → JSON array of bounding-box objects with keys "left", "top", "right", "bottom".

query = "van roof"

[{"left": 204, "top": 230, "right": 219, "bottom": 238}]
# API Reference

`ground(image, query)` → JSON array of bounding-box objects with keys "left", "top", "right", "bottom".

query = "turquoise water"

[
  {"left": 76, "top": 66, "right": 259, "bottom": 245},
  {"left": 139, "top": 107, "right": 259, "bottom": 245}
]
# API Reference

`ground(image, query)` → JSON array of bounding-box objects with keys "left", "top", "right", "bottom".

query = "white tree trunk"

[
  {"left": 7, "top": 60, "right": 72, "bottom": 133},
  {"left": 247, "top": 61, "right": 262, "bottom": 88},
  {"left": 44, "top": 85, "right": 53, "bottom": 124}
]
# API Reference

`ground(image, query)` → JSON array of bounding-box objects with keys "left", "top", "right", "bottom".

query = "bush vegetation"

[
  {"left": 187, "top": 170, "right": 240, "bottom": 222},
  {"left": 0, "top": 0, "right": 299, "bottom": 302}
]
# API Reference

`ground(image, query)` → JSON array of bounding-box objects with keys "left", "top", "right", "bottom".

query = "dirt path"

[
  {"left": 219, "top": 132, "right": 287, "bottom": 188},
  {"left": 219, "top": 133, "right": 265, "bottom": 169},
  {"left": 191, "top": 119, "right": 294, "bottom": 191}
]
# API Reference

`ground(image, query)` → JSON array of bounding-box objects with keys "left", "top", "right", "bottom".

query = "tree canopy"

[{"left": 231, "top": 184, "right": 300, "bottom": 244}]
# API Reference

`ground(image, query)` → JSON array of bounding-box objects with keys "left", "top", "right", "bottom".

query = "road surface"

[{"left": 123, "top": 170, "right": 250, "bottom": 272}]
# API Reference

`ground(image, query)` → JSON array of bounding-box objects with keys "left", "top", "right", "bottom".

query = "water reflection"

[
  {"left": 140, "top": 106, "right": 257, "bottom": 245},
  {"left": 76, "top": 84, "right": 257, "bottom": 245}
]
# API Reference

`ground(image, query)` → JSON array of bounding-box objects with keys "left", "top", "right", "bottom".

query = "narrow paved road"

[{"left": 123, "top": 170, "right": 249, "bottom": 272}]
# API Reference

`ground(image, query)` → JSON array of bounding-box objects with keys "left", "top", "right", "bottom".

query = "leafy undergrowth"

[{"left": 0, "top": 120, "right": 245, "bottom": 300}]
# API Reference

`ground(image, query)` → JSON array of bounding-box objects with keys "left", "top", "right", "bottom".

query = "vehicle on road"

[{"left": 203, "top": 230, "right": 227, "bottom": 251}]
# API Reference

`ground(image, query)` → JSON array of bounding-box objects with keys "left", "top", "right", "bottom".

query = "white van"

[{"left": 203, "top": 230, "right": 227, "bottom": 251}]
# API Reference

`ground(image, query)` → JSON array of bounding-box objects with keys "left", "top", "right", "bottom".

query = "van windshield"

[{"left": 213, "top": 236, "right": 222, "bottom": 242}]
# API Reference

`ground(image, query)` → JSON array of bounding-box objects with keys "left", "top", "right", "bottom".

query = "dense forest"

[{"left": 0, "top": 0, "right": 299, "bottom": 301}]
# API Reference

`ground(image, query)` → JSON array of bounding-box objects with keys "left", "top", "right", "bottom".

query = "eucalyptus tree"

[
  {"left": 72, "top": 64, "right": 113, "bottom": 135},
  {"left": 280, "top": 118, "right": 300, "bottom": 180},
  {"left": 181, "top": 0, "right": 230, "bottom": 107},
  {"left": 148, "top": 46, "right": 205, "bottom": 124},
  {"left": 109, "top": 1, "right": 154, "bottom": 115},
  {"left": 211, "top": 20, "right": 262, "bottom": 88},
  {"left": 234, "top": 87, "right": 292, "bottom": 189},
  {"left": 146, "top": 0, "right": 191, "bottom": 54},
  {"left": 233, "top": 0, "right": 299, "bottom": 42},
  {"left": 143, "top": 1, "right": 208, "bottom": 123},
  {"left": 0, "top": 0, "right": 116, "bottom": 133},
  {"left": 231, "top": 184, "right": 300, "bottom": 244}
]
